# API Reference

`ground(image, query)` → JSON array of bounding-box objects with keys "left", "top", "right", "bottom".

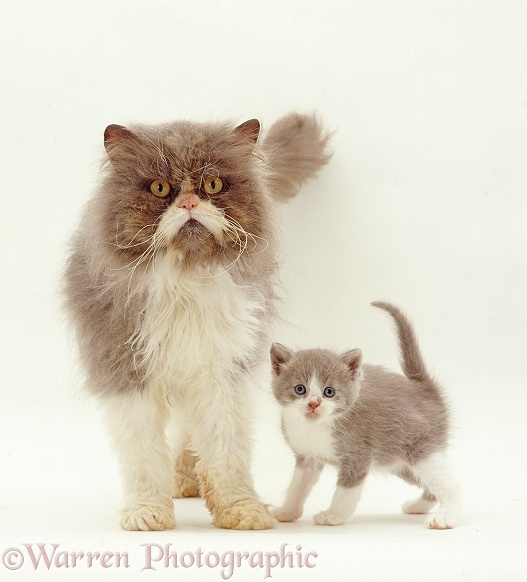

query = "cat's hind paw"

[
  {"left": 173, "top": 472, "right": 200, "bottom": 498},
  {"left": 313, "top": 510, "right": 346, "bottom": 526},
  {"left": 271, "top": 507, "right": 301, "bottom": 522},
  {"left": 426, "top": 513, "right": 457, "bottom": 530},
  {"left": 213, "top": 499, "right": 277, "bottom": 530},
  {"left": 120, "top": 501, "right": 176, "bottom": 531}
]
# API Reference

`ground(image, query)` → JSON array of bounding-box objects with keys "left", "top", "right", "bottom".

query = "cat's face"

[
  {"left": 270, "top": 345, "right": 363, "bottom": 421},
  {"left": 99, "top": 119, "right": 269, "bottom": 270}
]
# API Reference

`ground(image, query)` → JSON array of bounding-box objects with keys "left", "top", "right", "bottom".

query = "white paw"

[
  {"left": 313, "top": 510, "right": 346, "bottom": 526},
  {"left": 426, "top": 513, "right": 456, "bottom": 530},
  {"left": 120, "top": 501, "right": 176, "bottom": 531},
  {"left": 173, "top": 472, "right": 200, "bottom": 498},
  {"left": 402, "top": 498, "right": 436, "bottom": 515},
  {"left": 272, "top": 507, "right": 301, "bottom": 522}
]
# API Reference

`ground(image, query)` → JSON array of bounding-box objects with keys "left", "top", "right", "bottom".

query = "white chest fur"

[
  {"left": 132, "top": 255, "right": 264, "bottom": 385},
  {"left": 282, "top": 407, "right": 338, "bottom": 464}
]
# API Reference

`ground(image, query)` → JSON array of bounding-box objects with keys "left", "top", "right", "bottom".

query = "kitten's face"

[
  {"left": 100, "top": 119, "right": 268, "bottom": 269},
  {"left": 270, "top": 345, "right": 363, "bottom": 421}
]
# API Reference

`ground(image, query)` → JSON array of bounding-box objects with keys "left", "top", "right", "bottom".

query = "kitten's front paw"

[
  {"left": 120, "top": 501, "right": 176, "bottom": 531},
  {"left": 213, "top": 499, "right": 277, "bottom": 530},
  {"left": 173, "top": 472, "right": 200, "bottom": 498},
  {"left": 272, "top": 507, "right": 301, "bottom": 522},
  {"left": 402, "top": 497, "right": 436, "bottom": 515},
  {"left": 426, "top": 513, "right": 456, "bottom": 530},
  {"left": 313, "top": 511, "right": 346, "bottom": 526}
]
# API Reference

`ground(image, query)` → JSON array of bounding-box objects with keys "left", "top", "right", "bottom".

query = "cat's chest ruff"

[
  {"left": 282, "top": 408, "right": 337, "bottom": 464},
  {"left": 133, "top": 255, "right": 263, "bottom": 381}
]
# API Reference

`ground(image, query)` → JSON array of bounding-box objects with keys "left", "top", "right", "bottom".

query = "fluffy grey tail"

[
  {"left": 372, "top": 301, "right": 431, "bottom": 382},
  {"left": 261, "top": 113, "right": 332, "bottom": 201}
]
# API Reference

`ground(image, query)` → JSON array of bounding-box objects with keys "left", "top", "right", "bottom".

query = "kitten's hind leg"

[
  {"left": 410, "top": 452, "right": 462, "bottom": 529},
  {"left": 397, "top": 467, "right": 438, "bottom": 515}
]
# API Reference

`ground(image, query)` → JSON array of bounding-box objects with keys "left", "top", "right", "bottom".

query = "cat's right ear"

[
  {"left": 104, "top": 124, "right": 137, "bottom": 160},
  {"left": 270, "top": 343, "right": 294, "bottom": 376}
]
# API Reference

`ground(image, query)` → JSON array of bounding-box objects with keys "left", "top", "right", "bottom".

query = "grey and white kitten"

[
  {"left": 64, "top": 113, "right": 330, "bottom": 531},
  {"left": 270, "top": 302, "right": 462, "bottom": 529}
]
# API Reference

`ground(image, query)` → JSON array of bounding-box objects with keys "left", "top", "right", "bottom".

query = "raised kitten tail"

[
  {"left": 261, "top": 113, "right": 332, "bottom": 201},
  {"left": 371, "top": 301, "right": 431, "bottom": 382}
]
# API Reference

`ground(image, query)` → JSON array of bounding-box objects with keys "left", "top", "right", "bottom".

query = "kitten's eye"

[
  {"left": 324, "top": 387, "right": 335, "bottom": 398},
  {"left": 203, "top": 177, "right": 224, "bottom": 195},
  {"left": 294, "top": 384, "right": 306, "bottom": 395},
  {"left": 150, "top": 179, "right": 171, "bottom": 198}
]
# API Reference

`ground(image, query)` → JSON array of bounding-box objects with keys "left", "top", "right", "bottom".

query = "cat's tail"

[
  {"left": 371, "top": 301, "right": 431, "bottom": 383},
  {"left": 261, "top": 113, "right": 332, "bottom": 201}
]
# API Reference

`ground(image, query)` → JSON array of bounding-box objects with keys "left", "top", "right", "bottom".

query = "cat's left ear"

[
  {"left": 234, "top": 119, "right": 260, "bottom": 144},
  {"left": 341, "top": 349, "right": 363, "bottom": 379},
  {"left": 104, "top": 124, "right": 138, "bottom": 160},
  {"left": 270, "top": 343, "right": 294, "bottom": 376}
]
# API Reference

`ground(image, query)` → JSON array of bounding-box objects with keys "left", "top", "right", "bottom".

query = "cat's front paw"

[
  {"left": 213, "top": 499, "right": 277, "bottom": 530},
  {"left": 402, "top": 497, "right": 436, "bottom": 515},
  {"left": 271, "top": 507, "right": 302, "bottom": 522},
  {"left": 313, "top": 510, "right": 346, "bottom": 526},
  {"left": 173, "top": 472, "right": 200, "bottom": 498},
  {"left": 426, "top": 513, "right": 457, "bottom": 530},
  {"left": 120, "top": 501, "right": 176, "bottom": 531}
]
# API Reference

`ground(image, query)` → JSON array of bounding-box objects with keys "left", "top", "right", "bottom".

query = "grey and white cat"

[
  {"left": 64, "top": 113, "right": 330, "bottom": 531},
  {"left": 270, "top": 302, "right": 462, "bottom": 529}
]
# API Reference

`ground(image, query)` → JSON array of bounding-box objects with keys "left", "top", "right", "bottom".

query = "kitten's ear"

[
  {"left": 234, "top": 119, "right": 260, "bottom": 144},
  {"left": 104, "top": 124, "right": 138, "bottom": 159},
  {"left": 270, "top": 343, "right": 294, "bottom": 376},
  {"left": 341, "top": 349, "right": 363, "bottom": 379}
]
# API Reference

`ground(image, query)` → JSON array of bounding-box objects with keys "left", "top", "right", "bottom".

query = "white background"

[{"left": 1, "top": 1, "right": 526, "bottom": 580}]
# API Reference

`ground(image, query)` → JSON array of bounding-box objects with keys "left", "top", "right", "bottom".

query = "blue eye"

[
  {"left": 324, "top": 387, "right": 335, "bottom": 398},
  {"left": 294, "top": 384, "right": 306, "bottom": 395}
]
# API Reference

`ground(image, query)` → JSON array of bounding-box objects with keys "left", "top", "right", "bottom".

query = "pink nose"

[
  {"left": 308, "top": 401, "right": 320, "bottom": 412},
  {"left": 177, "top": 193, "right": 200, "bottom": 211}
]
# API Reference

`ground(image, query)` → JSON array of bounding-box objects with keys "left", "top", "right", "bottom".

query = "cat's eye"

[
  {"left": 150, "top": 179, "right": 171, "bottom": 198},
  {"left": 324, "top": 387, "right": 335, "bottom": 398},
  {"left": 294, "top": 384, "right": 306, "bottom": 395},
  {"left": 203, "top": 177, "right": 224, "bottom": 195}
]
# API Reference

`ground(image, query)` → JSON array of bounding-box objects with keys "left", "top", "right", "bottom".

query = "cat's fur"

[
  {"left": 64, "top": 113, "right": 330, "bottom": 531},
  {"left": 270, "top": 302, "right": 462, "bottom": 529}
]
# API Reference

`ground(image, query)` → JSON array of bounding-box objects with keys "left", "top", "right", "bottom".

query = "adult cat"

[{"left": 64, "top": 113, "right": 330, "bottom": 530}]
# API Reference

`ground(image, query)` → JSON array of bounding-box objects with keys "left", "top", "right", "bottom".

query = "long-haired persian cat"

[{"left": 64, "top": 114, "right": 330, "bottom": 530}]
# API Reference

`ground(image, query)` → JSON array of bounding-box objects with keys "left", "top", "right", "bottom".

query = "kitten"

[
  {"left": 64, "top": 113, "right": 331, "bottom": 531},
  {"left": 270, "top": 301, "right": 462, "bottom": 529}
]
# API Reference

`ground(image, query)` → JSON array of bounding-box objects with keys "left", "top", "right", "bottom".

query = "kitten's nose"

[
  {"left": 177, "top": 192, "right": 200, "bottom": 211},
  {"left": 308, "top": 400, "right": 320, "bottom": 411}
]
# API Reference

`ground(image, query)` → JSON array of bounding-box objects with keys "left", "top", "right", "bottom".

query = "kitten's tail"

[
  {"left": 371, "top": 301, "right": 431, "bottom": 382},
  {"left": 261, "top": 113, "right": 332, "bottom": 201}
]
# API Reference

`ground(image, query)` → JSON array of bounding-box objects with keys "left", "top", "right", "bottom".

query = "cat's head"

[
  {"left": 270, "top": 344, "right": 363, "bottom": 421},
  {"left": 98, "top": 119, "right": 270, "bottom": 270}
]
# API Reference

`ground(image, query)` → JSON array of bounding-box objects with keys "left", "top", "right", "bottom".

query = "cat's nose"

[
  {"left": 308, "top": 400, "right": 320, "bottom": 411},
  {"left": 177, "top": 192, "right": 200, "bottom": 211}
]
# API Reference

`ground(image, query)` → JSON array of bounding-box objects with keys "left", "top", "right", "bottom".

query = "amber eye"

[
  {"left": 203, "top": 177, "right": 224, "bottom": 195},
  {"left": 150, "top": 179, "right": 171, "bottom": 198}
]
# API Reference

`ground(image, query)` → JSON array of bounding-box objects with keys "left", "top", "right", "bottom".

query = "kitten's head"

[
  {"left": 98, "top": 119, "right": 270, "bottom": 270},
  {"left": 270, "top": 344, "right": 363, "bottom": 421}
]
